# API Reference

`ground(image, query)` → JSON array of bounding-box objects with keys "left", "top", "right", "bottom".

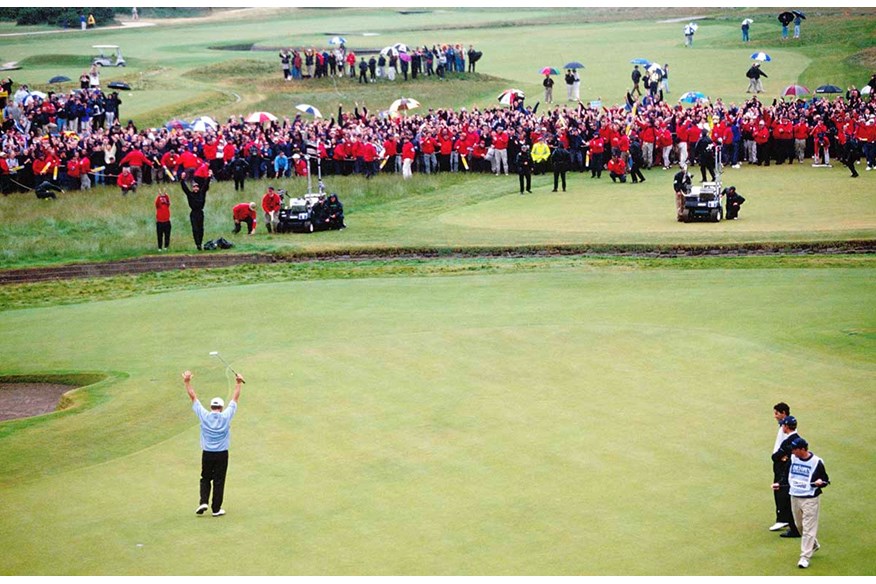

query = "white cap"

[{"left": 210, "top": 397, "right": 225, "bottom": 409}]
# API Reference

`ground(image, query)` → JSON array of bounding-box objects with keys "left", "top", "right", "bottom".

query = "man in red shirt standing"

[
  {"left": 155, "top": 189, "right": 171, "bottom": 251},
  {"left": 233, "top": 202, "right": 257, "bottom": 235},
  {"left": 118, "top": 146, "right": 154, "bottom": 187},
  {"left": 492, "top": 129, "right": 509, "bottom": 175},
  {"left": 261, "top": 186, "right": 282, "bottom": 234}
]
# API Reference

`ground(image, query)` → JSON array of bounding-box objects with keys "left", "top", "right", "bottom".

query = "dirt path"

[{"left": 2, "top": 242, "right": 874, "bottom": 286}]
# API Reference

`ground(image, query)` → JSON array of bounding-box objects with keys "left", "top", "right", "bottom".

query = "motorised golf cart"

[
  {"left": 681, "top": 142, "right": 724, "bottom": 223},
  {"left": 276, "top": 143, "right": 345, "bottom": 233},
  {"left": 92, "top": 45, "right": 126, "bottom": 67}
]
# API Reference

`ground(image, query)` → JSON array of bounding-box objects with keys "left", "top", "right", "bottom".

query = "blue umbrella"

[
  {"left": 815, "top": 84, "right": 842, "bottom": 94},
  {"left": 751, "top": 52, "right": 771, "bottom": 62},
  {"left": 48, "top": 75, "right": 71, "bottom": 84},
  {"left": 295, "top": 103, "right": 323, "bottom": 118},
  {"left": 679, "top": 91, "right": 708, "bottom": 104},
  {"left": 329, "top": 36, "right": 346, "bottom": 46},
  {"left": 630, "top": 58, "right": 652, "bottom": 65},
  {"left": 564, "top": 61, "right": 585, "bottom": 69}
]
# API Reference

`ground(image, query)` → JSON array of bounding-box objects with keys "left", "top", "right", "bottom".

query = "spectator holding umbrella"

[
  {"left": 543, "top": 73, "right": 554, "bottom": 104},
  {"left": 778, "top": 11, "right": 794, "bottom": 41},
  {"left": 793, "top": 11, "right": 804, "bottom": 39},
  {"left": 741, "top": 18, "right": 752, "bottom": 42}
]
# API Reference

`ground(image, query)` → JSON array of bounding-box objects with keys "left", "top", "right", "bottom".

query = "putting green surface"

[{"left": 1, "top": 264, "right": 873, "bottom": 575}]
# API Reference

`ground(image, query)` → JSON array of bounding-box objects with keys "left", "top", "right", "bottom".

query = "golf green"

[{"left": 1, "top": 265, "right": 873, "bottom": 575}]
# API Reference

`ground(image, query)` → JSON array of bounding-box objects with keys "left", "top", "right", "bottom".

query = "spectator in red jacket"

[
  {"left": 118, "top": 147, "right": 154, "bottom": 187},
  {"left": 607, "top": 153, "right": 627, "bottom": 183},
  {"left": 261, "top": 186, "right": 282, "bottom": 233},
  {"left": 117, "top": 166, "right": 137, "bottom": 195},
  {"left": 588, "top": 135, "right": 605, "bottom": 178},
  {"left": 155, "top": 190, "right": 171, "bottom": 251},
  {"left": 793, "top": 118, "right": 810, "bottom": 163},
  {"left": 232, "top": 202, "right": 257, "bottom": 235},
  {"left": 402, "top": 139, "right": 416, "bottom": 179}
]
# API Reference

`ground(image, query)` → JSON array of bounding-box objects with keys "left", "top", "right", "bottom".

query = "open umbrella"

[
  {"left": 689, "top": 22, "right": 699, "bottom": 31},
  {"left": 245, "top": 111, "right": 278, "bottom": 124},
  {"left": 630, "top": 58, "right": 652, "bottom": 65},
  {"left": 48, "top": 75, "right": 71, "bottom": 84},
  {"left": 107, "top": 81, "right": 131, "bottom": 90},
  {"left": 647, "top": 63, "right": 665, "bottom": 75},
  {"left": 389, "top": 97, "right": 420, "bottom": 113},
  {"left": 191, "top": 116, "right": 218, "bottom": 132},
  {"left": 498, "top": 89, "right": 525, "bottom": 106},
  {"left": 329, "top": 36, "right": 346, "bottom": 46},
  {"left": 751, "top": 52, "right": 772, "bottom": 62},
  {"left": 165, "top": 119, "right": 191, "bottom": 131},
  {"left": 564, "top": 61, "right": 585, "bottom": 70},
  {"left": 539, "top": 67, "right": 560, "bottom": 76},
  {"left": 782, "top": 84, "right": 811, "bottom": 97},
  {"left": 778, "top": 11, "right": 794, "bottom": 25},
  {"left": 296, "top": 103, "right": 323, "bottom": 118},
  {"left": 679, "top": 91, "right": 708, "bottom": 104},
  {"left": 380, "top": 46, "right": 399, "bottom": 57},
  {"left": 742, "top": 18, "right": 754, "bottom": 25},
  {"left": 392, "top": 43, "right": 410, "bottom": 53},
  {"left": 792, "top": 10, "right": 806, "bottom": 19},
  {"left": 861, "top": 86, "right": 873, "bottom": 95},
  {"left": 815, "top": 84, "right": 843, "bottom": 94}
]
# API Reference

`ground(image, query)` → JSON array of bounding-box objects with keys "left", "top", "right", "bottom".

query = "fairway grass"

[{"left": 0, "top": 264, "right": 873, "bottom": 575}]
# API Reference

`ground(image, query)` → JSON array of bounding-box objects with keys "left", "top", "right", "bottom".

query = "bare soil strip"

[{"left": 1, "top": 242, "right": 874, "bottom": 285}]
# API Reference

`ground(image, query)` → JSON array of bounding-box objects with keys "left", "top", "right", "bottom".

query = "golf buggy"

[
  {"left": 276, "top": 148, "right": 345, "bottom": 233},
  {"left": 92, "top": 45, "right": 126, "bottom": 67},
  {"left": 681, "top": 143, "right": 723, "bottom": 223}
]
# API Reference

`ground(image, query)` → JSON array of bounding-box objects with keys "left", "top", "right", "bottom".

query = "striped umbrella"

[
  {"left": 329, "top": 36, "right": 346, "bottom": 46},
  {"left": 782, "top": 84, "right": 811, "bottom": 97},
  {"left": 389, "top": 97, "right": 420, "bottom": 113},
  {"left": 539, "top": 66, "right": 560, "bottom": 76},
  {"left": 751, "top": 52, "right": 771, "bottom": 62},
  {"left": 498, "top": 88, "right": 525, "bottom": 106},
  {"left": 245, "top": 111, "right": 278, "bottom": 124},
  {"left": 679, "top": 91, "right": 708, "bottom": 104},
  {"left": 296, "top": 104, "right": 323, "bottom": 118}
]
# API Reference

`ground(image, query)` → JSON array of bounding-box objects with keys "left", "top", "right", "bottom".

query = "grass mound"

[
  {"left": 18, "top": 54, "right": 90, "bottom": 68},
  {"left": 185, "top": 58, "right": 276, "bottom": 82}
]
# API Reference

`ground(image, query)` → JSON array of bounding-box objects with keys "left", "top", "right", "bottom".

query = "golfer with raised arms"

[{"left": 183, "top": 369, "right": 243, "bottom": 517}]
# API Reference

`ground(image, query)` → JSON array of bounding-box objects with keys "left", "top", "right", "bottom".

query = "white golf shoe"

[
  {"left": 212, "top": 509, "right": 226, "bottom": 517},
  {"left": 195, "top": 504, "right": 209, "bottom": 515},
  {"left": 798, "top": 558, "right": 809, "bottom": 569},
  {"left": 769, "top": 522, "right": 789, "bottom": 531}
]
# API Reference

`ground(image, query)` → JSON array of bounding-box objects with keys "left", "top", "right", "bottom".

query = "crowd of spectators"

[
  {"left": 278, "top": 43, "right": 481, "bottom": 83},
  {"left": 1, "top": 72, "right": 875, "bottom": 197}
]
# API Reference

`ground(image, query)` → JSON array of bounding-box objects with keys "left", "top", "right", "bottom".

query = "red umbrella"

[
  {"left": 245, "top": 111, "right": 278, "bottom": 124},
  {"left": 498, "top": 89, "right": 525, "bottom": 106},
  {"left": 782, "top": 84, "right": 811, "bottom": 97}
]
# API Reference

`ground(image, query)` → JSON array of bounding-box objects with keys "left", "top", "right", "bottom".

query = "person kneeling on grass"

[
  {"left": 35, "top": 180, "right": 64, "bottom": 200},
  {"left": 607, "top": 154, "right": 627, "bottom": 183},
  {"left": 232, "top": 202, "right": 257, "bottom": 235},
  {"left": 722, "top": 186, "right": 746, "bottom": 220},
  {"left": 117, "top": 166, "right": 136, "bottom": 195}
]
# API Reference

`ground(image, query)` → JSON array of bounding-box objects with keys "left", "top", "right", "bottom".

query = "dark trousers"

[
  {"left": 233, "top": 175, "right": 245, "bottom": 191},
  {"left": 553, "top": 170, "right": 567, "bottom": 191},
  {"left": 630, "top": 164, "right": 645, "bottom": 182},
  {"left": 156, "top": 221, "right": 171, "bottom": 249},
  {"left": 518, "top": 171, "right": 531, "bottom": 193},
  {"left": 190, "top": 209, "right": 204, "bottom": 249},
  {"left": 200, "top": 450, "right": 229, "bottom": 513},
  {"left": 774, "top": 487, "right": 800, "bottom": 535},
  {"left": 700, "top": 159, "right": 715, "bottom": 182},
  {"left": 234, "top": 217, "right": 254, "bottom": 234},
  {"left": 590, "top": 152, "right": 603, "bottom": 177}
]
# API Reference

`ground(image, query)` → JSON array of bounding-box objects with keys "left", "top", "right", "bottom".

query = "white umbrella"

[
  {"left": 380, "top": 46, "right": 399, "bottom": 57},
  {"left": 862, "top": 86, "right": 873, "bottom": 95},
  {"left": 190, "top": 116, "right": 218, "bottom": 132},
  {"left": 329, "top": 36, "right": 346, "bottom": 46},
  {"left": 742, "top": 18, "right": 754, "bottom": 25},
  {"left": 392, "top": 43, "right": 410, "bottom": 53},
  {"left": 389, "top": 97, "right": 420, "bottom": 113},
  {"left": 689, "top": 22, "right": 699, "bottom": 31},
  {"left": 647, "top": 63, "right": 665, "bottom": 74},
  {"left": 296, "top": 103, "right": 323, "bottom": 118},
  {"left": 498, "top": 88, "right": 525, "bottom": 106}
]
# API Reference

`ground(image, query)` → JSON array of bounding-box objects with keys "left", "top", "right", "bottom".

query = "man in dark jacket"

[
  {"left": 746, "top": 62, "right": 767, "bottom": 94},
  {"left": 35, "top": 180, "right": 64, "bottom": 200},
  {"left": 673, "top": 164, "right": 692, "bottom": 221},
  {"left": 180, "top": 172, "right": 207, "bottom": 250},
  {"left": 628, "top": 134, "right": 647, "bottom": 183},
  {"left": 549, "top": 141, "right": 571, "bottom": 192},
  {"left": 771, "top": 416, "right": 802, "bottom": 539},
  {"left": 723, "top": 185, "right": 746, "bottom": 219},
  {"left": 516, "top": 144, "right": 533, "bottom": 194},
  {"left": 694, "top": 129, "right": 716, "bottom": 181},
  {"left": 229, "top": 156, "right": 250, "bottom": 191}
]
